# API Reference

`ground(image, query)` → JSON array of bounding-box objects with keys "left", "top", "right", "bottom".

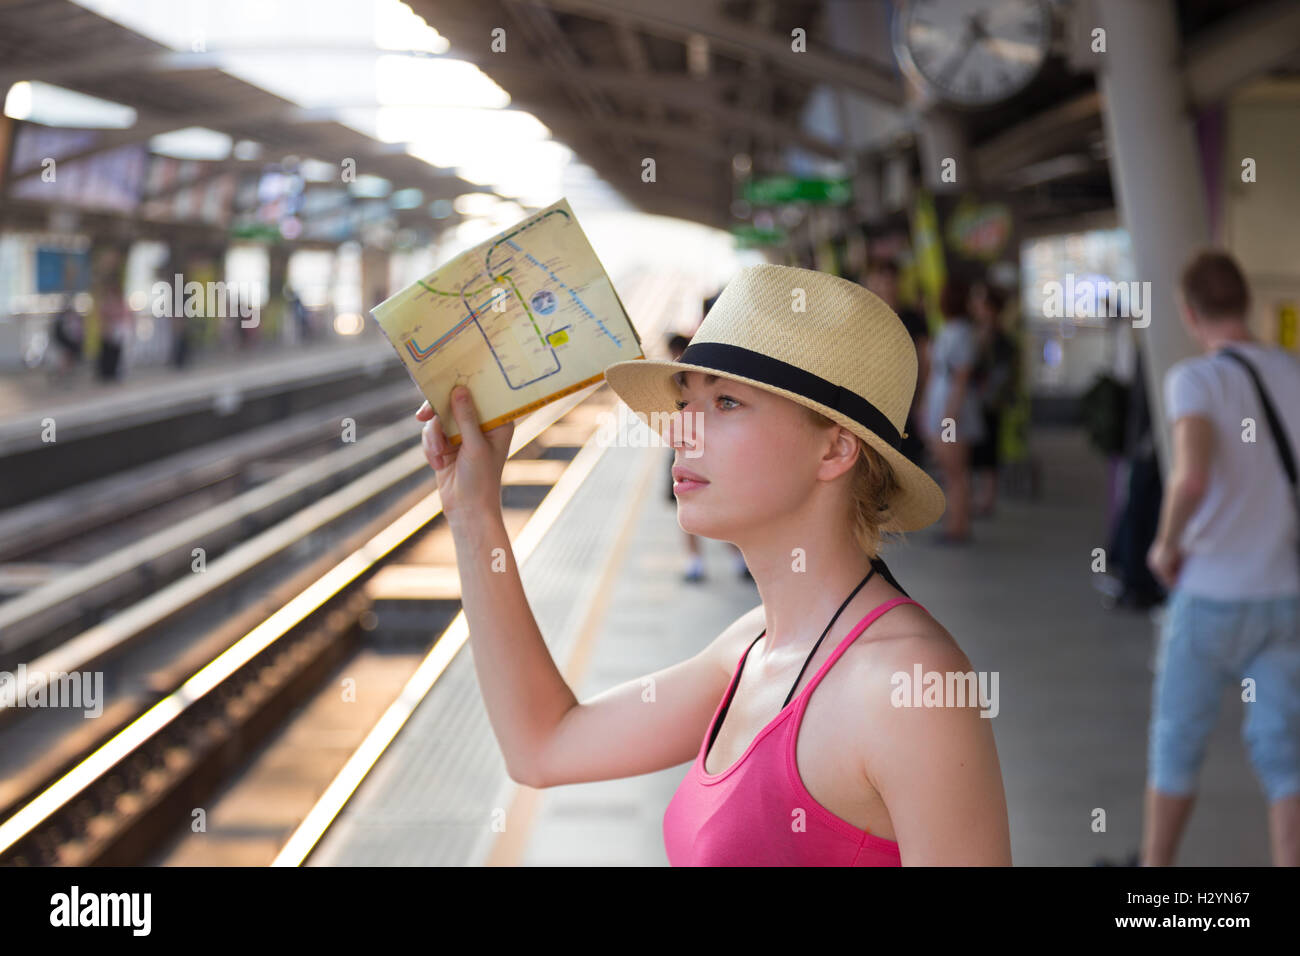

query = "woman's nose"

[{"left": 669, "top": 406, "right": 699, "bottom": 450}]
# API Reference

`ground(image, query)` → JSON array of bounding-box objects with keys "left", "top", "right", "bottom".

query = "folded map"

[{"left": 370, "top": 197, "right": 643, "bottom": 445}]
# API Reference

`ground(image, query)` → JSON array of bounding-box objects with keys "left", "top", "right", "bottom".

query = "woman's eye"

[{"left": 674, "top": 396, "right": 739, "bottom": 411}]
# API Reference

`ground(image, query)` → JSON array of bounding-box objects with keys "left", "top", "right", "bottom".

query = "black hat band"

[{"left": 677, "top": 341, "right": 902, "bottom": 450}]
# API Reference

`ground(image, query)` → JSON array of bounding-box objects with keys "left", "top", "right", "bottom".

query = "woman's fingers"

[
  {"left": 420, "top": 414, "right": 450, "bottom": 471},
  {"left": 420, "top": 421, "right": 437, "bottom": 466},
  {"left": 449, "top": 386, "right": 490, "bottom": 453},
  {"left": 415, "top": 400, "right": 433, "bottom": 421}
]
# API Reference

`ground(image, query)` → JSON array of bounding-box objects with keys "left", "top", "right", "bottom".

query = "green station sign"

[
  {"left": 742, "top": 176, "right": 851, "bottom": 206},
  {"left": 730, "top": 224, "right": 788, "bottom": 248}
]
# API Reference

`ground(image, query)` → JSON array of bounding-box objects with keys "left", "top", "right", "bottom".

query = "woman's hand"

[{"left": 416, "top": 385, "right": 515, "bottom": 525}]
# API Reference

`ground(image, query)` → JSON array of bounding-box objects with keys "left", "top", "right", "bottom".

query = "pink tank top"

[{"left": 663, "top": 595, "right": 925, "bottom": 866}]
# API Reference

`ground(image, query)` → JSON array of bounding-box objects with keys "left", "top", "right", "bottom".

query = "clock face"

[{"left": 894, "top": 0, "right": 1051, "bottom": 107}]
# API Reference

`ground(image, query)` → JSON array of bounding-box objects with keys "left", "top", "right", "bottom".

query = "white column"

[{"left": 1094, "top": 0, "right": 1209, "bottom": 476}]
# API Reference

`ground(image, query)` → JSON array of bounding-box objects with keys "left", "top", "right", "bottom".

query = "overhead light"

[
  {"left": 376, "top": 58, "right": 508, "bottom": 108},
  {"left": 334, "top": 312, "right": 365, "bottom": 335},
  {"left": 348, "top": 174, "right": 391, "bottom": 198},
  {"left": 375, "top": 0, "right": 450, "bottom": 53},
  {"left": 233, "top": 139, "right": 262, "bottom": 161},
  {"left": 453, "top": 193, "right": 502, "bottom": 217},
  {"left": 390, "top": 188, "right": 423, "bottom": 209},
  {"left": 450, "top": 140, "right": 572, "bottom": 208},
  {"left": 400, "top": 109, "right": 550, "bottom": 166},
  {"left": 486, "top": 201, "right": 526, "bottom": 224},
  {"left": 298, "top": 158, "right": 337, "bottom": 182},
  {"left": 4, "top": 80, "right": 137, "bottom": 128},
  {"left": 149, "top": 126, "right": 232, "bottom": 160},
  {"left": 429, "top": 198, "right": 453, "bottom": 219}
]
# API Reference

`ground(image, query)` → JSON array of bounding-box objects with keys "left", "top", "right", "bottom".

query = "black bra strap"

[
  {"left": 870, "top": 554, "right": 909, "bottom": 599},
  {"left": 706, "top": 559, "right": 902, "bottom": 755},
  {"left": 781, "top": 564, "right": 877, "bottom": 708}
]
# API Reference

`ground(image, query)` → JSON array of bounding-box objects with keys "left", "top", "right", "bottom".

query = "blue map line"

[
  {"left": 402, "top": 214, "right": 623, "bottom": 392},
  {"left": 504, "top": 239, "right": 622, "bottom": 348},
  {"left": 405, "top": 278, "right": 507, "bottom": 359},
  {"left": 457, "top": 270, "right": 559, "bottom": 391}
]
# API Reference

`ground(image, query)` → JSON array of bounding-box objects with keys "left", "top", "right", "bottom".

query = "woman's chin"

[
  {"left": 679, "top": 519, "right": 738, "bottom": 543},
  {"left": 676, "top": 508, "right": 719, "bottom": 538}
]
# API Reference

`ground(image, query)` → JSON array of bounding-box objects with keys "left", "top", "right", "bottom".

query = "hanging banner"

[{"left": 946, "top": 198, "right": 1013, "bottom": 262}]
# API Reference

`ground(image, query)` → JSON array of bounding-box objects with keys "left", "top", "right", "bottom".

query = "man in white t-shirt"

[{"left": 1143, "top": 250, "right": 1300, "bottom": 866}]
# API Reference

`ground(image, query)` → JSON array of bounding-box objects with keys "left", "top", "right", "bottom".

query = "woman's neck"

[{"left": 740, "top": 542, "right": 887, "bottom": 656}]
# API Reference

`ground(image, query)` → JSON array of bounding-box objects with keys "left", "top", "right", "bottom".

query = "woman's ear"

[{"left": 820, "top": 426, "right": 861, "bottom": 479}]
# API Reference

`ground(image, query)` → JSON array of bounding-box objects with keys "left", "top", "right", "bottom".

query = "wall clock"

[{"left": 893, "top": 0, "right": 1053, "bottom": 108}]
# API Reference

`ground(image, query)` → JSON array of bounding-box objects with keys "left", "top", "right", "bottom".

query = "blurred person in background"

[
  {"left": 1142, "top": 249, "right": 1300, "bottom": 866},
  {"left": 921, "top": 277, "right": 985, "bottom": 544},
  {"left": 169, "top": 308, "right": 192, "bottom": 368},
  {"left": 234, "top": 286, "right": 259, "bottom": 350},
  {"left": 287, "top": 286, "right": 311, "bottom": 343},
  {"left": 93, "top": 256, "right": 130, "bottom": 383},
  {"left": 1097, "top": 305, "right": 1165, "bottom": 612},
  {"left": 865, "top": 258, "right": 930, "bottom": 470},
  {"left": 969, "top": 280, "right": 1017, "bottom": 518},
  {"left": 1102, "top": 299, "right": 1139, "bottom": 529},
  {"left": 51, "top": 297, "right": 84, "bottom": 378}
]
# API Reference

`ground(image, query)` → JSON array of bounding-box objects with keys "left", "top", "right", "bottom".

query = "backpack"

[{"left": 1081, "top": 372, "right": 1129, "bottom": 456}]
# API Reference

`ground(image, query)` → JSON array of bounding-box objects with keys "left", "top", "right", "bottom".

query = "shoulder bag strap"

[
  {"left": 1216, "top": 346, "right": 1300, "bottom": 572},
  {"left": 1216, "top": 347, "right": 1299, "bottom": 490}
]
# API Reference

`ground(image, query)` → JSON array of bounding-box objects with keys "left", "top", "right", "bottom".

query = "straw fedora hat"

[{"left": 603, "top": 263, "right": 946, "bottom": 532}]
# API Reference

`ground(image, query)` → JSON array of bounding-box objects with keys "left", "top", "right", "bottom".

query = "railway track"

[
  {"left": 0, "top": 267, "right": 702, "bottom": 866},
  {"left": 0, "top": 384, "right": 442, "bottom": 664}
]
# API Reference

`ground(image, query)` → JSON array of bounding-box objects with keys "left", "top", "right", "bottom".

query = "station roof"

[
  {"left": 0, "top": 0, "right": 482, "bottom": 246},
  {"left": 411, "top": 0, "right": 1300, "bottom": 232},
  {"left": 2, "top": 0, "right": 1300, "bottom": 244}
]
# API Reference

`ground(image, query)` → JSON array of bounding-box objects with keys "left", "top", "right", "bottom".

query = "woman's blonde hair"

[{"left": 800, "top": 404, "right": 902, "bottom": 558}]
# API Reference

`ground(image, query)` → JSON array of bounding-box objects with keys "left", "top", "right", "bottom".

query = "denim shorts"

[{"left": 1149, "top": 587, "right": 1300, "bottom": 803}]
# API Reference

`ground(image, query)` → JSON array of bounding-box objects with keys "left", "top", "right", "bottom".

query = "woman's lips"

[
  {"left": 671, "top": 466, "right": 709, "bottom": 494},
  {"left": 672, "top": 477, "right": 708, "bottom": 494}
]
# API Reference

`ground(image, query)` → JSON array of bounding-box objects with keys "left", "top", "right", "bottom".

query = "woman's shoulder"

[
  {"left": 834, "top": 600, "right": 980, "bottom": 768},
  {"left": 845, "top": 599, "right": 972, "bottom": 688}
]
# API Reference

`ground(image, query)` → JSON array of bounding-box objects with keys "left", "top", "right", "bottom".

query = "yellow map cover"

[{"left": 370, "top": 197, "right": 642, "bottom": 445}]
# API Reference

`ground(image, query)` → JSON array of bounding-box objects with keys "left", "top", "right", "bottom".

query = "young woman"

[{"left": 417, "top": 264, "right": 1011, "bottom": 866}]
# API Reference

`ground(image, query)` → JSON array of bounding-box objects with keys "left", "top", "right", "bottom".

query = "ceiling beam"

[
  {"left": 611, "top": 16, "right": 666, "bottom": 126},
  {"left": 535, "top": 0, "right": 903, "bottom": 106},
  {"left": 974, "top": 91, "right": 1101, "bottom": 185},
  {"left": 1182, "top": 0, "right": 1300, "bottom": 106}
]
